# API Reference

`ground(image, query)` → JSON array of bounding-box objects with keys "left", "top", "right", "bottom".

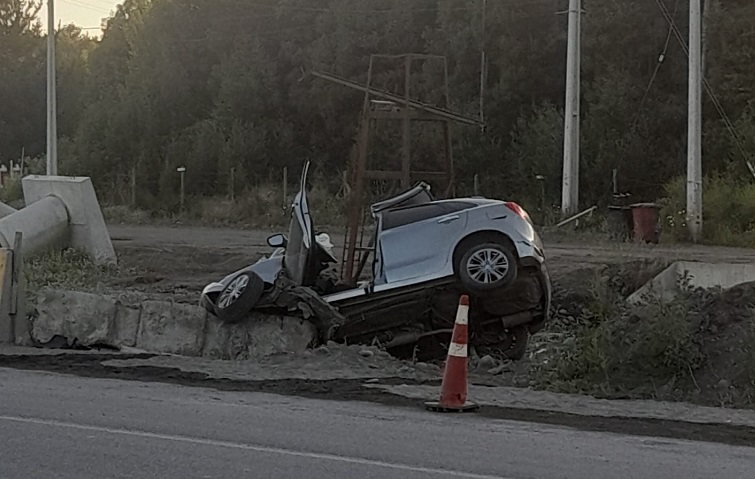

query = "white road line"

[{"left": 0, "top": 415, "right": 513, "bottom": 479}]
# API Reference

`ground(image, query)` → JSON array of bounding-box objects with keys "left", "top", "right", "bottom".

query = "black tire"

[
  {"left": 502, "top": 325, "right": 530, "bottom": 360},
  {"left": 457, "top": 242, "right": 517, "bottom": 293},
  {"left": 473, "top": 325, "right": 530, "bottom": 361},
  {"left": 215, "top": 271, "right": 265, "bottom": 324}
]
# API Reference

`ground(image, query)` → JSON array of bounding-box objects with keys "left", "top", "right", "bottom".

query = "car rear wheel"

[
  {"left": 215, "top": 271, "right": 265, "bottom": 323},
  {"left": 458, "top": 242, "right": 517, "bottom": 293},
  {"left": 476, "top": 325, "right": 530, "bottom": 361}
]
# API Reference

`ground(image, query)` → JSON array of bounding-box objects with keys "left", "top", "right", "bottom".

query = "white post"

[
  {"left": 561, "top": 0, "right": 581, "bottom": 216},
  {"left": 46, "top": 0, "right": 58, "bottom": 176},
  {"left": 177, "top": 167, "right": 186, "bottom": 211},
  {"left": 687, "top": 0, "right": 703, "bottom": 242}
]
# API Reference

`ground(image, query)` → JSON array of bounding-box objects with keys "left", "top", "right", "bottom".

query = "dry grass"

[{"left": 103, "top": 177, "right": 347, "bottom": 228}]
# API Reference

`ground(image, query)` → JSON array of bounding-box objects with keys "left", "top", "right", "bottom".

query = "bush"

[
  {"left": 0, "top": 176, "right": 23, "bottom": 207},
  {"left": 533, "top": 279, "right": 707, "bottom": 398},
  {"left": 660, "top": 175, "right": 755, "bottom": 247}
]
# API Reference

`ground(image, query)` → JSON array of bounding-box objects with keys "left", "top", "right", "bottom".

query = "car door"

[
  {"left": 376, "top": 203, "right": 469, "bottom": 285},
  {"left": 284, "top": 161, "right": 316, "bottom": 286}
]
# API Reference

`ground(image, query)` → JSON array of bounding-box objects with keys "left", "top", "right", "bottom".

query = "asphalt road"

[{"left": 3, "top": 368, "right": 755, "bottom": 479}]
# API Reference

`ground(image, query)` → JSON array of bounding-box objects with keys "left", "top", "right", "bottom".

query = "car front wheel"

[
  {"left": 458, "top": 242, "right": 518, "bottom": 293},
  {"left": 215, "top": 271, "right": 265, "bottom": 323}
]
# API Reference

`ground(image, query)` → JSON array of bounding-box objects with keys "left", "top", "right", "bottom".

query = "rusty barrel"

[{"left": 630, "top": 202, "right": 661, "bottom": 244}]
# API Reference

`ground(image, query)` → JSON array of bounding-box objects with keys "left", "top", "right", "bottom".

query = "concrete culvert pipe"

[{"left": 0, "top": 195, "right": 69, "bottom": 255}]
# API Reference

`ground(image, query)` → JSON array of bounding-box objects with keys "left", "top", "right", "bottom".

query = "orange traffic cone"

[{"left": 425, "top": 294, "right": 479, "bottom": 412}]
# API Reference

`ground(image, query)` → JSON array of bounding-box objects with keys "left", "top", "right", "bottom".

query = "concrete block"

[
  {"left": 22, "top": 175, "right": 116, "bottom": 265},
  {"left": 32, "top": 288, "right": 116, "bottom": 346},
  {"left": 111, "top": 303, "right": 141, "bottom": 347},
  {"left": 201, "top": 319, "right": 233, "bottom": 360},
  {"left": 0, "top": 196, "right": 68, "bottom": 257},
  {"left": 0, "top": 201, "right": 16, "bottom": 219},
  {"left": 136, "top": 301, "right": 207, "bottom": 356},
  {"left": 202, "top": 314, "right": 317, "bottom": 360},
  {"left": 627, "top": 261, "right": 755, "bottom": 305}
]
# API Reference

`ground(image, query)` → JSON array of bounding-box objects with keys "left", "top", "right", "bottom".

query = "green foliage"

[
  {"left": 660, "top": 175, "right": 755, "bottom": 247},
  {"left": 533, "top": 282, "right": 707, "bottom": 398},
  {"left": 0, "top": 176, "right": 23, "bottom": 205},
  {"left": 2, "top": 0, "right": 755, "bottom": 225}
]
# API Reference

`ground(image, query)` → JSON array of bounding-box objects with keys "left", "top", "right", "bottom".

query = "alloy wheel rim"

[
  {"left": 218, "top": 274, "right": 249, "bottom": 308},
  {"left": 466, "top": 248, "right": 509, "bottom": 284}
]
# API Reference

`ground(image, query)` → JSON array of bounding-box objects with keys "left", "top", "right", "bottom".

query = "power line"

[
  {"left": 627, "top": 0, "right": 679, "bottom": 136},
  {"left": 208, "top": 0, "right": 561, "bottom": 14},
  {"left": 654, "top": 0, "right": 754, "bottom": 176},
  {"left": 60, "top": 0, "right": 112, "bottom": 14}
]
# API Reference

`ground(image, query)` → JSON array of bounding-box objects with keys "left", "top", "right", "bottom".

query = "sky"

[{"left": 38, "top": 0, "right": 120, "bottom": 37}]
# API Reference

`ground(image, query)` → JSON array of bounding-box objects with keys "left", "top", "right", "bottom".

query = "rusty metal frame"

[{"left": 312, "top": 54, "right": 483, "bottom": 286}]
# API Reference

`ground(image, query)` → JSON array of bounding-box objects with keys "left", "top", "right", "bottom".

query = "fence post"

[
  {"left": 0, "top": 232, "right": 26, "bottom": 344},
  {"left": 177, "top": 166, "right": 186, "bottom": 211},
  {"left": 11, "top": 232, "right": 28, "bottom": 345},
  {"left": 282, "top": 166, "right": 288, "bottom": 216}
]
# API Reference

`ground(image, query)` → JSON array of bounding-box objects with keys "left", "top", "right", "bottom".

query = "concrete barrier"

[
  {"left": 0, "top": 196, "right": 68, "bottom": 256},
  {"left": 22, "top": 176, "right": 116, "bottom": 264},
  {"left": 0, "top": 175, "right": 115, "bottom": 344},
  {"left": 0, "top": 202, "right": 17, "bottom": 219},
  {"left": 30, "top": 288, "right": 318, "bottom": 358},
  {"left": 627, "top": 261, "right": 755, "bottom": 304}
]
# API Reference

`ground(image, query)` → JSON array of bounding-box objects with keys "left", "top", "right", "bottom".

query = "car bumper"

[{"left": 200, "top": 282, "right": 224, "bottom": 316}]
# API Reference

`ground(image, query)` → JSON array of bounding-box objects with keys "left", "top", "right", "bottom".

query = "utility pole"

[
  {"left": 479, "top": 0, "right": 486, "bottom": 123},
  {"left": 561, "top": 0, "right": 581, "bottom": 216},
  {"left": 687, "top": 0, "right": 703, "bottom": 242},
  {"left": 46, "top": 0, "right": 58, "bottom": 176}
]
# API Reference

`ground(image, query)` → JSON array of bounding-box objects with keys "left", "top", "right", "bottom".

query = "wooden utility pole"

[
  {"left": 229, "top": 167, "right": 235, "bottom": 201},
  {"left": 130, "top": 165, "right": 136, "bottom": 207},
  {"left": 401, "top": 56, "right": 412, "bottom": 189},
  {"left": 479, "top": 0, "right": 487, "bottom": 123},
  {"left": 561, "top": 0, "right": 581, "bottom": 216}
]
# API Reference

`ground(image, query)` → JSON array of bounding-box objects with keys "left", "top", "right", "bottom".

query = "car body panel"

[
  {"left": 283, "top": 161, "right": 314, "bottom": 286},
  {"left": 375, "top": 207, "right": 469, "bottom": 285}
]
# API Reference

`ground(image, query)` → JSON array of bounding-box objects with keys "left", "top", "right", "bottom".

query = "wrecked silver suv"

[{"left": 200, "top": 161, "right": 551, "bottom": 359}]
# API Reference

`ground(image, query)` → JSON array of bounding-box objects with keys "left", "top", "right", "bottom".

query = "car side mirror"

[{"left": 267, "top": 234, "right": 287, "bottom": 248}]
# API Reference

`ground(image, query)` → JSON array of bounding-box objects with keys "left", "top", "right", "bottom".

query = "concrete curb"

[
  {"left": 368, "top": 384, "right": 755, "bottom": 429},
  {"left": 29, "top": 288, "right": 317, "bottom": 359}
]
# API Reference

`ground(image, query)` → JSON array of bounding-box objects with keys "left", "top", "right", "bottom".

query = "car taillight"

[{"left": 505, "top": 202, "right": 531, "bottom": 222}]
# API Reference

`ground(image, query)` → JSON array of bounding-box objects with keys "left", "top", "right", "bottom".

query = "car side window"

[{"left": 381, "top": 201, "right": 473, "bottom": 230}]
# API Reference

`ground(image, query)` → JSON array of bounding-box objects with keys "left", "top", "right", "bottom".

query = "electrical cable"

[{"left": 654, "top": 0, "right": 754, "bottom": 176}]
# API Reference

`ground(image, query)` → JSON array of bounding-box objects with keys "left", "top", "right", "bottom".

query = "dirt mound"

[
  {"left": 700, "top": 282, "right": 755, "bottom": 329},
  {"left": 549, "top": 260, "right": 669, "bottom": 326}
]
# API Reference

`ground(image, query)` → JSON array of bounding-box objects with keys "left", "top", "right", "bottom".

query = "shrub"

[
  {"left": 533, "top": 279, "right": 707, "bottom": 398},
  {"left": 660, "top": 175, "right": 755, "bottom": 247}
]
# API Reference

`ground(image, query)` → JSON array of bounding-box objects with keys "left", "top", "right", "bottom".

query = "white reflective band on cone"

[
  {"left": 455, "top": 305, "right": 469, "bottom": 325},
  {"left": 448, "top": 342, "right": 468, "bottom": 358}
]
